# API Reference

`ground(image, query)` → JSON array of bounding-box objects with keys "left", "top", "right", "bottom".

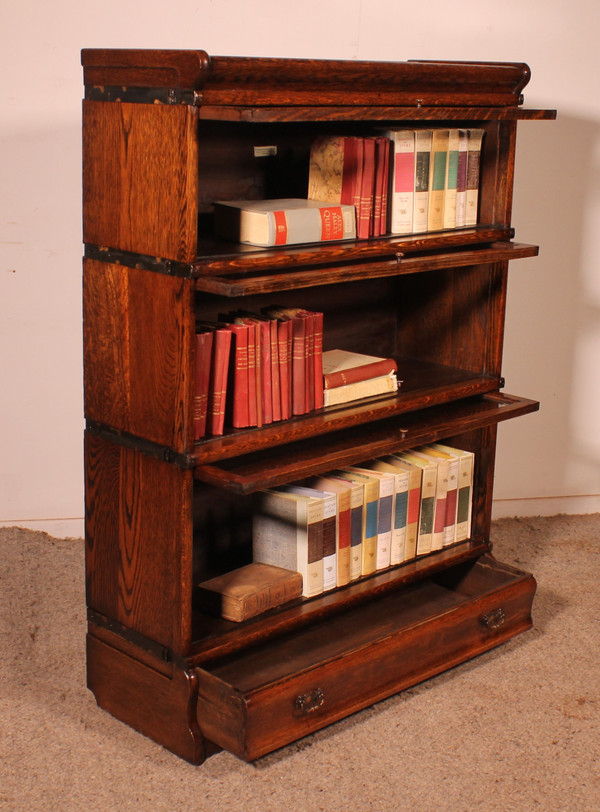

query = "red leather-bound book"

[
  {"left": 312, "top": 310, "right": 324, "bottom": 410},
  {"left": 269, "top": 317, "right": 281, "bottom": 423},
  {"left": 263, "top": 307, "right": 306, "bottom": 416},
  {"left": 207, "top": 326, "right": 232, "bottom": 436},
  {"left": 193, "top": 328, "right": 214, "bottom": 440},
  {"left": 278, "top": 318, "right": 293, "bottom": 420},
  {"left": 357, "top": 137, "right": 376, "bottom": 238},
  {"left": 322, "top": 349, "right": 398, "bottom": 389},
  {"left": 224, "top": 322, "right": 250, "bottom": 429}
]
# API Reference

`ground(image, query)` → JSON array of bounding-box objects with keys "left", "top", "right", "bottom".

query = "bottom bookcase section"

[{"left": 194, "top": 554, "right": 535, "bottom": 761}]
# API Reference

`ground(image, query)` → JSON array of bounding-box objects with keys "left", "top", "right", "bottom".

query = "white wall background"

[{"left": 1, "top": 0, "right": 599, "bottom": 538}]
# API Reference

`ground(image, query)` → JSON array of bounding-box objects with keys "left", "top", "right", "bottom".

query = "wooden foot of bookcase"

[{"left": 86, "top": 630, "right": 212, "bottom": 765}]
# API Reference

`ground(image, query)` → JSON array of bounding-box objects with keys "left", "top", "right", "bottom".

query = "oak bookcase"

[{"left": 81, "top": 50, "right": 555, "bottom": 763}]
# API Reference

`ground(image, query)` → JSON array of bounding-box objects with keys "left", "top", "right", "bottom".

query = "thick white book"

[{"left": 214, "top": 198, "right": 356, "bottom": 246}]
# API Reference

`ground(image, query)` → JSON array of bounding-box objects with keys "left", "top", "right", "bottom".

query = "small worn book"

[
  {"left": 322, "top": 349, "right": 398, "bottom": 389},
  {"left": 214, "top": 198, "right": 356, "bottom": 246},
  {"left": 197, "top": 563, "right": 303, "bottom": 622}
]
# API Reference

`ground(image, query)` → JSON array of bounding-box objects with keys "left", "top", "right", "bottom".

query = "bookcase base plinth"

[
  {"left": 87, "top": 554, "right": 534, "bottom": 764},
  {"left": 194, "top": 555, "right": 535, "bottom": 762}
]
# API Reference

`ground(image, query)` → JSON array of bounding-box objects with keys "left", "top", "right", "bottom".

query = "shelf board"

[
  {"left": 189, "top": 539, "right": 490, "bottom": 666},
  {"left": 192, "top": 362, "right": 501, "bottom": 465},
  {"left": 194, "top": 391, "right": 538, "bottom": 493},
  {"left": 194, "top": 240, "right": 538, "bottom": 296},
  {"left": 192, "top": 226, "right": 514, "bottom": 278},
  {"left": 198, "top": 104, "right": 557, "bottom": 124}
]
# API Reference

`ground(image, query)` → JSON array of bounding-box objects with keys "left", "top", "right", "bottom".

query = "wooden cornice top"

[{"left": 81, "top": 49, "right": 534, "bottom": 108}]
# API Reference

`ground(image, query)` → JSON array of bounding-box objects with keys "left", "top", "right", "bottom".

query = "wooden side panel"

[
  {"left": 82, "top": 100, "right": 198, "bottom": 262},
  {"left": 479, "top": 120, "right": 517, "bottom": 227},
  {"left": 85, "top": 432, "right": 194, "bottom": 654},
  {"left": 83, "top": 259, "right": 194, "bottom": 452}
]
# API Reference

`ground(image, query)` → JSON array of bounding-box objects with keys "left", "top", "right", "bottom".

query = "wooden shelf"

[
  {"left": 194, "top": 240, "right": 538, "bottom": 297},
  {"left": 198, "top": 104, "right": 557, "bottom": 124},
  {"left": 191, "top": 361, "right": 502, "bottom": 465},
  {"left": 189, "top": 540, "right": 491, "bottom": 665},
  {"left": 194, "top": 392, "right": 538, "bottom": 493}
]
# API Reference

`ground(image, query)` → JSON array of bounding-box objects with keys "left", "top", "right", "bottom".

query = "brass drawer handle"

[
  {"left": 295, "top": 688, "right": 325, "bottom": 716},
  {"left": 481, "top": 608, "right": 506, "bottom": 631}
]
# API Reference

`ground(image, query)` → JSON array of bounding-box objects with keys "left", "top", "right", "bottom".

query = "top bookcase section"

[{"left": 82, "top": 49, "right": 556, "bottom": 266}]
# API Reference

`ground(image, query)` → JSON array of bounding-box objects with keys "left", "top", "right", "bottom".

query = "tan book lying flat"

[{"left": 197, "top": 563, "right": 302, "bottom": 622}]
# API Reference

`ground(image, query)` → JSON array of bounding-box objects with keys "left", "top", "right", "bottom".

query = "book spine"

[
  {"left": 303, "top": 313, "right": 314, "bottom": 412},
  {"left": 430, "top": 458, "right": 449, "bottom": 552},
  {"left": 465, "top": 129, "right": 484, "bottom": 227},
  {"left": 227, "top": 323, "right": 249, "bottom": 428},
  {"left": 404, "top": 469, "right": 421, "bottom": 559},
  {"left": 456, "top": 454, "right": 474, "bottom": 541},
  {"left": 455, "top": 129, "right": 468, "bottom": 228},
  {"left": 193, "top": 330, "right": 214, "bottom": 440},
  {"left": 348, "top": 485, "right": 363, "bottom": 580},
  {"left": 443, "top": 129, "right": 460, "bottom": 230},
  {"left": 413, "top": 130, "right": 432, "bottom": 234},
  {"left": 443, "top": 457, "right": 459, "bottom": 546},
  {"left": 321, "top": 496, "right": 337, "bottom": 591},
  {"left": 357, "top": 137, "right": 376, "bottom": 238},
  {"left": 277, "top": 319, "right": 292, "bottom": 420},
  {"left": 258, "top": 319, "right": 272, "bottom": 425},
  {"left": 389, "top": 130, "right": 415, "bottom": 235},
  {"left": 269, "top": 318, "right": 281, "bottom": 423},
  {"left": 390, "top": 471, "right": 409, "bottom": 565},
  {"left": 290, "top": 315, "right": 307, "bottom": 416},
  {"left": 312, "top": 311, "right": 324, "bottom": 410},
  {"left": 379, "top": 137, "right": 391, "bottom": 235},
  {"left": 375, "top": 477, "right": 394, "bottom": 570},
  {"left": 207, "top": 329, "right": 232, "bottom": 436},
  {"left": 428, "top": 130, "right": 449, "bottom": 232}
]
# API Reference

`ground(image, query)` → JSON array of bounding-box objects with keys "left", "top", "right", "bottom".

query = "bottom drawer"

[{"left": 195, "top": 555, "right": 535, "bottom": 761}]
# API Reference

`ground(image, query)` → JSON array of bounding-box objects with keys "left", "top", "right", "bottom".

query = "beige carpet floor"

[{"left": 1, "top": 515, "right": 599, "bottom": 811}]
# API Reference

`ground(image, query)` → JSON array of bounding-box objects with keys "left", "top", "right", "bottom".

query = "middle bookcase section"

[{"left": 191, "top": 261, "right": 514, "bottom": 461}]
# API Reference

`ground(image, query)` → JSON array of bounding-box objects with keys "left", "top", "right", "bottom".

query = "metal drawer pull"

[
  {"left": 481, "top": 608, "right": 506, "bottom": 630},
  {"left": 295, "top": 688, "right": 325, "bottom": 716}
]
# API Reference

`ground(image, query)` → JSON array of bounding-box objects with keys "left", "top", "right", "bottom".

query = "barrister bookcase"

[{"left": 82, "top": 50, "right": 555, "bottom": 763}]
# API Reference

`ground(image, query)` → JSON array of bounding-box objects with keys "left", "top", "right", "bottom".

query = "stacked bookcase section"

[{"left": 82, "top": 50, "right": 555, "bottom": 764}]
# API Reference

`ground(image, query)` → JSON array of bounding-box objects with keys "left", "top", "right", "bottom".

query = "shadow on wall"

[{"left": 496, "top": 111, "right": 600, "bottom": 505}]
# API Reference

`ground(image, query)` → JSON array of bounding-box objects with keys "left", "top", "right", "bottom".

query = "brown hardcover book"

[{"left": 197, "top": 563, "right": 303, "bottom": 622}]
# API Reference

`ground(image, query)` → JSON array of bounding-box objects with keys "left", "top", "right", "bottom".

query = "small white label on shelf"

[{"left": 254, "top": 145, "right": 278, "bottom": 157}]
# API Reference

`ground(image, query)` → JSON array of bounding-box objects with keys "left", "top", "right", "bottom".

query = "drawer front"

[{"left": 195, "top": 562, "right": 535, "bottom": 761}]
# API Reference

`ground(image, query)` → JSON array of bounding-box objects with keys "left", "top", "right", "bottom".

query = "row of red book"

[
  {"left": 308, "top": 128, "right": 485, "bottom": 238},
  {"left": 252, "top": 443, "right": 475, "bottom": 599},
  {"left": 194, "top": 307, "right": 324, "bottom": 439},
  {"left": 195, "top": 310, "right": 400, "bottom": 438}
]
